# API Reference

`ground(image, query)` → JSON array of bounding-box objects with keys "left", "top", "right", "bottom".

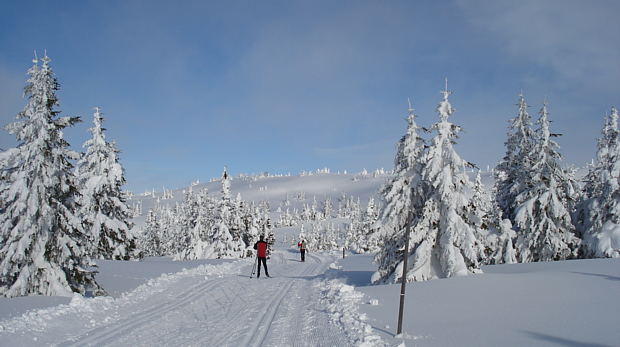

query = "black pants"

[
  {"left": 257, "top": 257, "right": 269, "bottom": 277},
  {"left": 300, "top": 249, "right": 306, "bottom": 262}
]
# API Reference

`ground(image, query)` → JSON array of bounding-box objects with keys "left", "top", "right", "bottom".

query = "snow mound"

[{"left": 318, "top": 279, "right": 387, "bottom": 347}]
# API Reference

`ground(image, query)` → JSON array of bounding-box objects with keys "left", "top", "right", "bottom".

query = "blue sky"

[{"left": 1, "top": 1, "right": 619, "bottom": 193}]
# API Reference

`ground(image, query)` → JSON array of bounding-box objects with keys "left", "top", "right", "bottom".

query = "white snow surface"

[{"left": 1, "top": 171, "right": 619, "bottom": 346}]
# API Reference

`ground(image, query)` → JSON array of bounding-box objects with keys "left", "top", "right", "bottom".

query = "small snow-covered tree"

[
  {"left": 0, "top": 54, "right": 103, "bottom": 297},
  {"left": 290, "top": 234, "right": 297, "bottom": 248},
  {"left": 359, "top": 196, "right": 382, "bottom": 253},
  {"left": 140, "top": 208, "right": 162, "bottom": 256},
  {"left": 513, "top": 100, "right": 580, "bottom": 262},
  {"left": 264, "top": 215, "right": 275, "bottom": 258},
  {"left": 323, "top": 195, "right": 334, "bottom": 219},
  {"left": 483, "top": 197, "right": 517, "bottom": 265},
  {"left": 467, "top": 171, "right": 493, "bottom": 260},
  {"left": 76, "top": 108, "right": 136, "bottom": 260},
  {"left": 298, "top": 224, "right": 307, "bottom": 244}
]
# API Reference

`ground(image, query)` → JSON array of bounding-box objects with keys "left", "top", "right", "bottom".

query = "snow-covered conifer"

[
  {"left": 467, "top": 171, "right": 492, "bottom": 260},
  {"left": 323, "top": 195, "right": 334, "bottom": 219},
  {"left": 76, "top": 108, "right": 136, "bottom": 260},
  {"left": 298, "top": 224, "right": 307, "bottom": 244},
  {"left": 513, "top": 99, "right": 580, "bottom": 262},
  {"left": 485, "top": 200, "right": 517, "bottom": 265},
  {"left": 372, "top": 98, "right": 426, "bottom": 282},
  {"left": 308, "top": 223, "right": 321, "bottom": 251},
  {"left": 577, "top": 107, "right": 620, "bottom": 257},
  {"left": 374, "top": 84, "right": 482, "bottom": 284},
  {"left": 0, "top": 54, "right": 103, "bottom": 297},
  {"left": 139, "top": 209, "right": 162, "bottom": 256},
  {"left": 494, "top": 93, "right": 537, "bottom": 222},
  {"left": 291, "top": 234, "right": 297, "bottom": 248}
]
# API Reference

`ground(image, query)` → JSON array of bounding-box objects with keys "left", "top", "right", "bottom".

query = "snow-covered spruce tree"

[
  {"left": 0, "top": 54, "right": 103, "bottom": 297},
  {"left": 357, "top": 196, "right": 382, "bottom": 253},
  {"left": 374, "top": 84, "right": 483, "bottom": 284},
  {"left": 494, "top": 93, "right": 537, "bottom": 222},
  {"left": 157, "top": 204, "right": 177, "bottom": 255},
  {"left": 139, "top": 208, "right": 162, "bottom": 257},
  {"left": 298, "top": 223, "right": 307, "bottom": 243},
  {"left": 308, "top": 222, "right": 321, "bottom": 251},
  {"left": 262, "top": 214, "right": 275, "bottom": 258},
  {"left": 209, "top": 176, "right": 245, "bottom": 258},
  {"left": 323, "top": 222, "right": 339, "bottom": 250},
  {"left": 323, "top": 195, "right": 334, "bottom": 219},
  {"left": 243, "top": 202, "right": 262, "bottom": 255},
  {"left": 372, "top": 99, "right": 426, "bottom": 283},
  {"left": 76, "top": 108, "right": 136, "bottom": 260},
  {"left": 576, "top": 107, "right": 620, "bottom": 258},
  {"left": 174, "top": 187, "right": 217, "bottom": 260},
  {"left": 290, "top": 234, "right": 297, "bottom": 248},
  {"left": 485, "top": 199, "right": 517, "bottom": 265},
  {"left": 467, "top": 171, "right": 494, "bottom": 258},
  {"left": 513, "top": 100, "right": 580, "bottom": 262}
]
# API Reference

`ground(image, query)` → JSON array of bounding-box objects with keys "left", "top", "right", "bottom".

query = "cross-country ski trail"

[{"left": 0, "top": 250, "right": 354, "bottom": 347}]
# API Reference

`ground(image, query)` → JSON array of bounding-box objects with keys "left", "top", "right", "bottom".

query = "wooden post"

[
  {"left": 343, "top": 247, "right": 345, "bottom": 259},
  {"left": 397, "top": 210, "right": 413, "bottom": 335}
]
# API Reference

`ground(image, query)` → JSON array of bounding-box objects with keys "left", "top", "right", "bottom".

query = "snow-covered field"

[{"left": 1, "top": 172, "right": 619, "bottom": 346}]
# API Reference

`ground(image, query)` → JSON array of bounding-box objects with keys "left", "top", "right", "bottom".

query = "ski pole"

[{"left": 250, "top": 255, "right": 258, "bottom": 278}]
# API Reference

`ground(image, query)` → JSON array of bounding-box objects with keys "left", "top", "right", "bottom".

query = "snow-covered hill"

[{"left": 126, "top": 170, "right": 393, "bottom": 229}]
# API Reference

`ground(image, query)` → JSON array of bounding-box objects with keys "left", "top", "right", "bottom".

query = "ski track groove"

[
  {"left": 57, "top": 276, "right": 224, "bottom": 347},
  {"left": 240, "top": 280, "right": 296, "bottom": 347}
]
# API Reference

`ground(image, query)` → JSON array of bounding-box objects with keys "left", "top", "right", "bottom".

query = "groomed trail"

[{"left": 0, "top": 250, "right": 354, "bottom": 347}]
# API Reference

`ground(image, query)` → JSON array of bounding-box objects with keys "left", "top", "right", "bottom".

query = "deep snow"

[{"left": 1, "top": 171, "right": 619, "bottom": 346}]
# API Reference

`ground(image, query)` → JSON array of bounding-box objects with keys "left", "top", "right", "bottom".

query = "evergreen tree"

[
  {"left": 360, "top": 196, "right": 381, "bottom": 253},
  {"left": 174, "top": 188, "right": 216, "bottom": 260},
  {"left": 323, "top": 195, "right": 334, "bottom": 219},
  {"left": 374, "top": 84, "right": 482, "bottom": 284},
  {"left": 308, "top": 222, "right": 321, "bottom": 251},
  {"left": 485, "top": 200, "right": 517, "bottom": 265},
  {"left": 76, "top": 108, "right": 135, "bottom": 260},
  {"left": 141, "top": 209, "right": 162, "bottom": 256},
  {"left": 264, "top": 216, "right": 275, "bottom": 258},
  {"left": 298, "top": 224, "right": 307, "bottom": 244},
  {"left": 513, "top": 99, "right": 580, "bottom": 262},
  {"left": 0, "top": 54, "right": 103, "bottom": 297},
  {"left": 372, "top": 98, "right": 426, "bottom": 283},
  {"left": 577, "top": 107, "right": 620, "bottom": 257},
  {"left": 468, "top": 171, "right": 492, "bottom": 260},
  {"left": 494, "top": 93, "right": 537, "bottom": 222},
  {"left": 323, "top": 222, "right": 339, "bottom": 250},
  {"left": 209, "top": 177, "right": 245, "bottom": 258}
]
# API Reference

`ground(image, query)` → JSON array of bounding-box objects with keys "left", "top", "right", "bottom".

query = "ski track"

[{"left": 0, "top": 251, "right": 352, "bottom": 347}]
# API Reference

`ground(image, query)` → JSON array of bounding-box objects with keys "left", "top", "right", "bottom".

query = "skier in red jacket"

[{"left": 253, "top": 235, "right": 270, "bottom": 278}]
